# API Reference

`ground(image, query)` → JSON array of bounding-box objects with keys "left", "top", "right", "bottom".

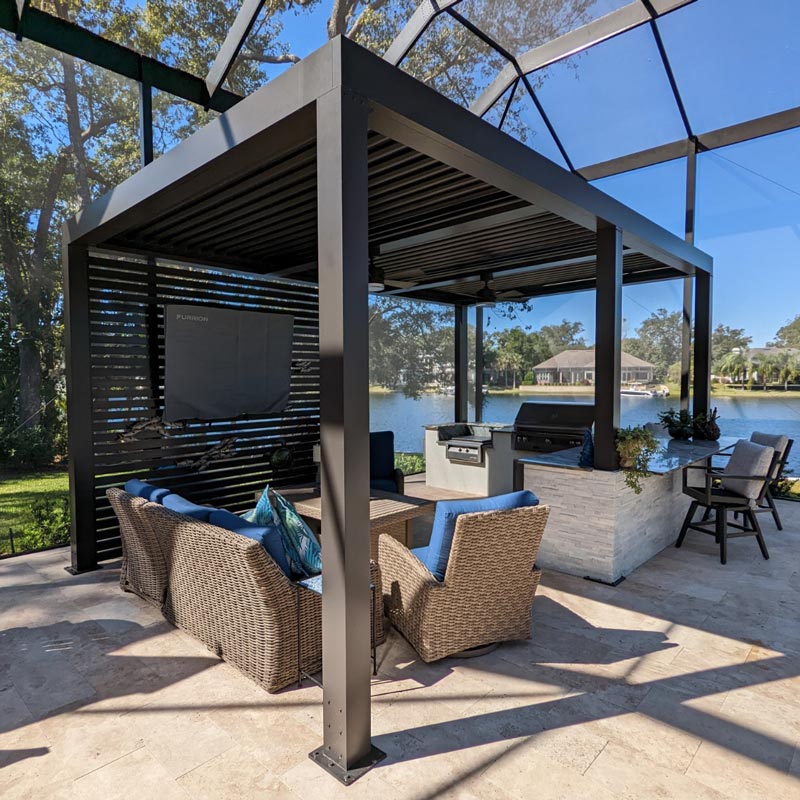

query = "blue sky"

[{"left": 256, "top": 0, "right": 799, "bottom": 347}]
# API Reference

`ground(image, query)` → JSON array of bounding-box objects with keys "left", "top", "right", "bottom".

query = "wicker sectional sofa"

[{"left": 107, "top": 487, "right": 384, "bottom": 692}]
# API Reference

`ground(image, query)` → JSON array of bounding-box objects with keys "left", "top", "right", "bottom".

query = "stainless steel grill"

[{"left": 512, "top": 402, "right": 594, "bottom": 453}]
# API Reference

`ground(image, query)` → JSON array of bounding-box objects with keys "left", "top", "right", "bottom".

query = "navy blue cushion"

[
  {"left": 162, "top": 493, "right": 214, "bottom": 521},
  {"left": 371, "top": 478, "right": 399, "bottom": 494},
  {"left": 124, "top": 479, "right": 170, "bottom": 504},
  {"left": 579, "top": 430, "right": 594, "bottom": 468},
  {"left": 425, "top": 490, "right": 539, "bottom": 581},
  {"left": 208, "top": 509, "right": 291, "bottom": 577},
  {"left": 370, "top": 431, "right": 396, "bottom": 481}
]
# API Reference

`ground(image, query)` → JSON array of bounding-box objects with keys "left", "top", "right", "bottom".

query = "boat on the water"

[{"left": 621, "top": 382, "right": 670, "bottom": 398}]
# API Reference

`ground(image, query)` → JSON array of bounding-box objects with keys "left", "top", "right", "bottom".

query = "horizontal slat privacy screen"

[{"left": 88, "top": 252, "right": 320, "bottom": 563}]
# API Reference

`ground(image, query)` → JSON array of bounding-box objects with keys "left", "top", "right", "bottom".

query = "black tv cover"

[{"left": 164, "top": 305, "right": 294, "bottom": 422}]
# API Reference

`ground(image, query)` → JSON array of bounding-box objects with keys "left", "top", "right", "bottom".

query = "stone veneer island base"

[{"left": 515, "top": 437, "right": 738, "bottom": 584}]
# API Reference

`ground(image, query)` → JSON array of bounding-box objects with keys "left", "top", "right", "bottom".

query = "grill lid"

[{"left": 513, "top": 402, "right": 595, "bottom": 432}]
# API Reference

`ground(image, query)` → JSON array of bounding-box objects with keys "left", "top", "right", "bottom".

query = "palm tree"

[
  {"left": 752, "top": 352, "right": 782, "bottom": 387},
  {"left": 779, "top": 354, "right": 800, "bottom": 390},
  {"left": 717, "top": 350, "right": 750, "bottom": 385}
]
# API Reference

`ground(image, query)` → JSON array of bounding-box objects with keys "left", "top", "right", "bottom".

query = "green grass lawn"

[{"left": 0, "top": 470, "right": 69, "bottom": 555}]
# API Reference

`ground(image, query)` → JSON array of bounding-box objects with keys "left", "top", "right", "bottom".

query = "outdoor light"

[
  {"left": 368, "top": 259, "right": 385, "bottom": 293},
  {"left": 475, "top": 279, "right": 496, "bottom": 308}
]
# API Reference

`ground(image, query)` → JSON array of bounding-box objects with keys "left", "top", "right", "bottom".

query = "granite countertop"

[
  {"left": 423, "top": 423, "right": 514, "bottom": 432},
  {"left": 517, "top": 435, "right": 740, "bottom": 474}
]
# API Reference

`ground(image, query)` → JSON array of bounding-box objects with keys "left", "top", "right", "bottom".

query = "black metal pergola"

[{"left": 62, "top": 35, "right": 712, "bottom": 782}]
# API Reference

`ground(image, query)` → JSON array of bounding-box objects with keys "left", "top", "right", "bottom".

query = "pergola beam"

[
  {"left": 470, "top": 0, "right": 695, "bottom": 118},
  {"left": 0, "top": 0, "right": 242, "bottom": 112},
  {"left": 205, "top": 0, "right": 266, "bottom": 100},
  {"left": 580, "top": 106, "right": 800, "bottom": 180},
  {"left": 383, "top": 0, "right": 461, "bottom": 66}
]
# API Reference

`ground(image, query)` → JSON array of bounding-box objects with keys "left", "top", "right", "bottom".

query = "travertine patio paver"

[{"left": 1, "top": 500, "right": 799, "bottom": 799}]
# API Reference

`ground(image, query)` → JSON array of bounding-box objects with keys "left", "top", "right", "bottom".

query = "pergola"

[{"left": 63, "top": 35, "right": 712, "bottom": 782}]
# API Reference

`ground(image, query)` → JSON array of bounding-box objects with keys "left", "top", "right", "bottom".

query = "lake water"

[{"left": 370, "top": 392, "right": 800, "bottom": 474}]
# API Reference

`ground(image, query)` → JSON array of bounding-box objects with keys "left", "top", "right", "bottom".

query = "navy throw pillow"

[
  {"left": 124, "top": 479, "right": 170, "bottom": 503},
  {"left": 162, "top": 493, "right": 214, "bottom": 521}
]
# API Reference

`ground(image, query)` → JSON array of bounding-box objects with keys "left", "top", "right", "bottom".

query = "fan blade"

[
  {"left": 384, "top": 279, "right": 418, "bottom": 289},
  {"left": 495, "top": 289, "right": 527, "bottom": 300}
]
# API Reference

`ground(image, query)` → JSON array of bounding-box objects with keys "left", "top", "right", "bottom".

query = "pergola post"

[
  {"left": 312, "top": 86, "right": 384, "bottom": 784},
  {"left": 679, "top": 140, "right": 697, "bottom": 410},
  {"left": 693, "top": 269, "right": 712, "bottom": 419},
  {"left": 63, "top": 242, "right": 97, "bottom": 574},
  {"left": 454, "top": 304, "right": 469, "bottom": 422},
  {"left": 474, "top": 305, "right": 484, "bottom": 422},
  {"left": 594, "top": 222, "right": 622, "bottom": 470}
]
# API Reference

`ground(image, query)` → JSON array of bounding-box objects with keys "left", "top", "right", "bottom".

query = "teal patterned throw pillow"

[
  {"left": 272, "top": 489, "right": 323, "bottom": 578},
  {"left": 242, "top": 486, "right": 277, "bottom": 526}
]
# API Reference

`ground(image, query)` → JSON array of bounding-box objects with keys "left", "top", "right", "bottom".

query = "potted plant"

[
  {"left": 692, "top": 407, "right": 721, "bottom": 441},
  {"left": 616, "top": 426, "right": 659, "bottom": 494},
  {"left": 657, "top": 408, "right": 694, "bottom": 440}
]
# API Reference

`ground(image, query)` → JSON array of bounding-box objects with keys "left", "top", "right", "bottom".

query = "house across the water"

[{"left": 533, "top": 349, "right": 656, "bottom": 385}]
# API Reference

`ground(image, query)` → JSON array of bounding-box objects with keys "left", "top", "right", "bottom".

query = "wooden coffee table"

[{"left": 266, "top": 487, "right": 435, "bottom": 560}]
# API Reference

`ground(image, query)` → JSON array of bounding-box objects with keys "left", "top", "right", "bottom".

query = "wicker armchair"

[
  {"left": 107, "top": 488, "right": 384, "bottom": 692},
  {"left": 107, "top": 488, "right": 168, "bottom": 607},
  {"left": 380, "top": 504, "right": 549, "bottom": 663}
]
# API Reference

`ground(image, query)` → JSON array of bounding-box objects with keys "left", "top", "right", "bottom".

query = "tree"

[
  {"left": 0, "top": 0, "right": 282, "bottom": 439},
  {"left": 711, "top": 324, "right": 752, "bottom": 370},
  {"left": 539, "top": 319, "right": 586, "bottom": 355},
  {"left": 778, "top": 354, "right": 800, "bottom": 390},
  {"left": 623, "top": 309, "right": 681, "bottom": 382},
  {"left": 1, "top": 0, "right": 595, "bottom": 459},
  {"left": 487, "top": 327, "right": 552, "bottom": 388},
  {"left": 717, "top": 349, "right": 750, "bottom": 384},
  {"left": 751, "top": 351, "right": 783, "bottom": 386},
  {"left": 769, "top": 315, "right": 800, "bottom": 348},
  {"left": 368, "top": 297, "right": 453, "bottom": 397}
]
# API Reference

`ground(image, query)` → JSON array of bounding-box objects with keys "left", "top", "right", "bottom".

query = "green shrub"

[
  {"left": 522, "top": 371, "right": 535, "bottom": 385},
  {"left": 395, "top": 452, "right": 425, "bottom": 476},
  {"left": 0, "top": 426, "right": 61, "bottom": 470},
  {"left": 10, "top": 496, "right": 71, "bottom": 553}
]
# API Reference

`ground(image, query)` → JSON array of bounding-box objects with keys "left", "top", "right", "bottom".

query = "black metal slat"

[{"left": 86, "top": 255, "right": 320, "bottom": 560}]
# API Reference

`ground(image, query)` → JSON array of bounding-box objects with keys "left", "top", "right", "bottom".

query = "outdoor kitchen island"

[{"left": 514, "top": 436, "right": 739, "bottom": 584}]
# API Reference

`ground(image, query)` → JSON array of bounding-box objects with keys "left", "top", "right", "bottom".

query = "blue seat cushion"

[
  {"left": 124, "top": 479, "right": 170, "bottom": 504},
  {"left": 371, "top": 478, "right": 399, "bottom": 494},
  {"left": 208, "top": 509, "right": 291, "bottom": 577},
  {"left": 410, "top": 546, "right": 429, "bottom": 566},
  {"left": 295, "top": 574, "right": 323, "bottom": 595},
  {"left": 370, "top": 431, "right": 395, "bottom": 480},
  {"left": 425, "top": 490, "right": 539, "bottom": 581},
  {"left": 162, "top": 493, "right": 214, "bottom": 521}
]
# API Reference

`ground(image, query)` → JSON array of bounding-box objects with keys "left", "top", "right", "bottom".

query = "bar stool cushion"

[
  {"left": 720, "top": 440, "right": 774, "bottom": 500},
  {"left": 750, "top": 432, "right": 789, "bottom": 474}
]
